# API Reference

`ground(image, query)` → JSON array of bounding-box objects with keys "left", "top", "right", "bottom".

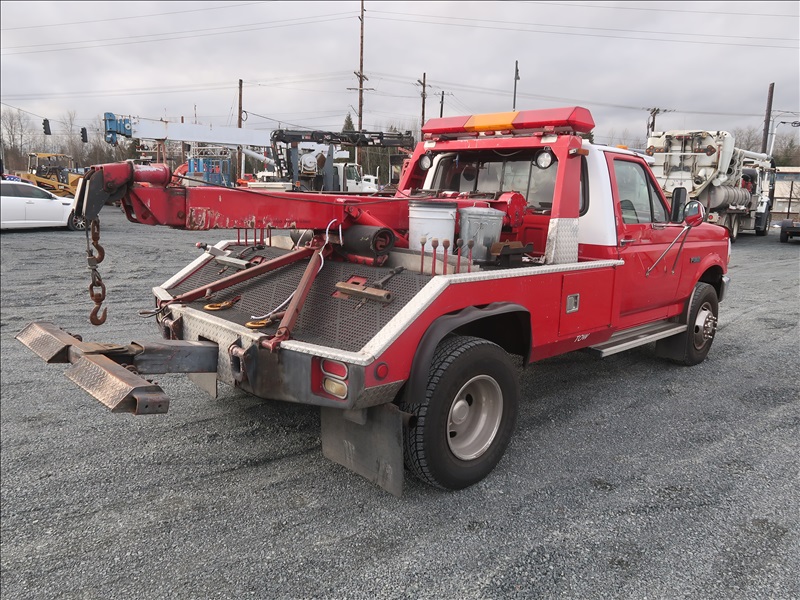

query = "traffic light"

[
  {"left": 42, "top": 119, "right": 51, "bottom": 135},
  {"left": 80, "top": 127, "right": 88, "bottom": 143}
]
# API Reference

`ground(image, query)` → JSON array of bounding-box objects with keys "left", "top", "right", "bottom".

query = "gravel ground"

[{"left": 1, "top": 208, "right": 798, "bottom": 600}]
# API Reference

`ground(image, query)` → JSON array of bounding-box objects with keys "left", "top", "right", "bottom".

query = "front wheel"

[
  {"left": 67, "top": 211, "right": 86, "bottom": 231},
  {"left": 656, "top": 283, "right": 719, "bottom": 366},
  {"left": 729, "top": 215, "right": 740, "bottom": 243},
  {"left": 755, "top": 212, "right": 771, "bottom": 236},
  {"left": 400, "top": 336, "right": 519, "bottom": 490}
]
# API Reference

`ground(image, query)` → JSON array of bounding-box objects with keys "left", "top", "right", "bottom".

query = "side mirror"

[
  {"left": 670, "top": 186, "right": 687, "bottom": 222},
  {"left": 683, "top": 200, "right": 705, "bottom": 228}
]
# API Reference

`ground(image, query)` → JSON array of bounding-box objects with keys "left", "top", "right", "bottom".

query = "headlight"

[{"left": 419, "top": 153, "right": 433, "bottom": 171}]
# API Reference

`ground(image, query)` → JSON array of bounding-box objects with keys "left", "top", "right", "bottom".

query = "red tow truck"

[{"left": 17, "top": 107, "right": 730, "bottom": 496}]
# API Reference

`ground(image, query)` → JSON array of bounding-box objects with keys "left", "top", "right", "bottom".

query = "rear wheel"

[{"left": 401, "top": 335, "right": 519, "bottom": 490}]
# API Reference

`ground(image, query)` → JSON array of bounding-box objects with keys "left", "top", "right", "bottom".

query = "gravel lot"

[{"left": 1, "top": 208, "right": 798, "bottom": 600}]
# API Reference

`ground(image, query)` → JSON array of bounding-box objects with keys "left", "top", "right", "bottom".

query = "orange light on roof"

[{"left": 464, "top": 112, "right": 519, "bottom": 132}]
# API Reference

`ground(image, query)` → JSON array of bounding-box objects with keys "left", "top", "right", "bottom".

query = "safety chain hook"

[{"left": 85, "top": 218, "right": 107, "bottom": 325}]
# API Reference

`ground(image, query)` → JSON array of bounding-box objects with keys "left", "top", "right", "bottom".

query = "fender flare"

[{"left": 402, "top": 302, "right": 531, "bottom": 404}]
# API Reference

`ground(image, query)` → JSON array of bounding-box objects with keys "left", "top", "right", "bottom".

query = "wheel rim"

[
  {"left": 73, "top": 215, "right": 86, "bottom": 230},
  {"left": 446, "top": 375, "right": 503, "bottom": 461},
  {"left": 692, "top": 301, "right": 717, "bottom": 350}
]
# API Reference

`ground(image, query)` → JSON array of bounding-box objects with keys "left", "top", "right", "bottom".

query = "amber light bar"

[{"left": 422, "top": 106, "right": 595, "bottom": 136}]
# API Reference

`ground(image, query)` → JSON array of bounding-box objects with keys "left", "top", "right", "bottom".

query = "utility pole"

[
  {"left": 417, "top": 73, "right": 427, "bottom": 135},
  {"left": 761, "top": 82, "right": 775, "bottom": 154},
  {"left": 237, "top": 78, "right": 243, "bottom": 183},
  {"left": 513, "top": 61, "right": 520, "bottom": 111},
  {"left": 440, "top": 90, "right": 445, "bottom": 118},
  {"left": 356, "top": 0, "right": 366, "bottom": 164},
  {"left": 647, "top": 108, "right": 662, "bottom": 138}
]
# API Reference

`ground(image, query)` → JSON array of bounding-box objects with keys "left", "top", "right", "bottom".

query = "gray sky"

[{"left": 1, "top": 1, "right": 798, "bottom": 148}]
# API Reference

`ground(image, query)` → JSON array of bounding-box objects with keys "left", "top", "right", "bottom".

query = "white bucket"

[
  {"left": 408, "top": 201, "right": 457, "bottom": 258},
  {"left": 458, "top": 207, "right": 505, "bottom": 261}
]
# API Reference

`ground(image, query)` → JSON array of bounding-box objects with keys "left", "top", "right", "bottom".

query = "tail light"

[{"left": 315, "top": 358, "right": 349, "bottom": 400}]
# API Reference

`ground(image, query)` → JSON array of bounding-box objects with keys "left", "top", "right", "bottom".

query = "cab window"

[
  {"left": 428, "top": 150, "right": 558, "bottom": 210},
  {"left": 613, "top": 160, "right": 668, "bottom": 224}
]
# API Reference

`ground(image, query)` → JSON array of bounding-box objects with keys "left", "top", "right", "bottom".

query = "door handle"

[{"left": 620, "top": 237, "right": 635, "bottom": 246}]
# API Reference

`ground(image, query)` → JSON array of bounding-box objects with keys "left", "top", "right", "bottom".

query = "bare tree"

[
  {"left": 730, "top": 126, "right": 762, "bottom": 152},
  {"left": 1, "top": 108, "right": 34, "bottom": 171}
]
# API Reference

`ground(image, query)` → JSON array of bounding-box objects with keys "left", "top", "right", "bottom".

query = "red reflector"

[{"left": 375, "top": 362, "right": 389, "bottom": 380}]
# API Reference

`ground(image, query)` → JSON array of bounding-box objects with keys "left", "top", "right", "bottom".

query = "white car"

[{"left": 0, "top": 179, "right": 85, "bottom": 231}]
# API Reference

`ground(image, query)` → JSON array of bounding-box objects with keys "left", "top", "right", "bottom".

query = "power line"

[
  {"left": 369, "top": 9, "right": 798, "bottom": 43},
  {"left": 521, "top": 1, "right": 799, "bottom": 18},
  {"left": 1, "top": 13, "right": 358, "bottom": 55},
  {"left": 0, "top": 2, "right": 268, "bottom": 31},
  {"left": 367, "top": 14, "right": 796, "bottom": 50}
]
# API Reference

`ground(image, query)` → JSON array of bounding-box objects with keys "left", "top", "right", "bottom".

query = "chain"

[{"left": 86, "top": 219, "right": 107, "bottom": 325}]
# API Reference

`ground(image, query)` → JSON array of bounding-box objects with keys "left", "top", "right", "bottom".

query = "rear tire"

[
  {"left": 401, "top": 335, "right": 519, "bottom": 490},
  {"left": 780, "top": 229, "right": 789, "bottom": 243}
]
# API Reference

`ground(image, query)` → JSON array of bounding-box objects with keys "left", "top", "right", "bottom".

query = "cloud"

[{"left": 1, "top": 0, "right": 798, "bottom": 148}]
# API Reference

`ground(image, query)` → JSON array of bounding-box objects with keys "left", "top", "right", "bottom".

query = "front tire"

[
  {"left": 755, "top": 212, "right": 771, "bottom": 236},
  {"left": 656, "top": 283, "right": 719, "bottom": 366},
  {"left": 729, "top": 215, "right": 740, "bottom": 243},
  {"left": 67, "top": 211, "right": 86, "bottom": 231},
  {"left": 401, "top": 336, "right": 519, "bottom": 490}
]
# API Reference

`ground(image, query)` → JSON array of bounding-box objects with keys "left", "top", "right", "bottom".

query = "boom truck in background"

[
  {"left": 264, "top": 129, "right": 415, "bottom": 193},
  {"left": 646, "top": 130, "right": 775, "bottom": 242},
  {"left": 103, "top": 112, "right": 275, "bottom": 186},
  {"left": 17, "top": 107, "right": 730, "bottom": 496}
]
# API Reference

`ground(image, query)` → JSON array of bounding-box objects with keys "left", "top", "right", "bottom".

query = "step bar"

[
  {"left": 16, "top": 321, "right": 218, "bottom": 415},
  {"left": 587, "top": 321, "right": 687, "bottom": 358}
]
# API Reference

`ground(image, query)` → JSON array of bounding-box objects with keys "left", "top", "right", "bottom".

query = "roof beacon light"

[{"left": 422, "top": 106, "right": 595, "bottom": 137}]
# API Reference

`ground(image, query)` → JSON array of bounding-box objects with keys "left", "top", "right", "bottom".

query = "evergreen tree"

[{"left": 342, "top": 113, "right": 355, "bottom": 132}]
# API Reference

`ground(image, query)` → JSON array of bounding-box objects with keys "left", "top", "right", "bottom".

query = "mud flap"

[{"left": 320, "top": 404, "right": 405, "bottom": 497}]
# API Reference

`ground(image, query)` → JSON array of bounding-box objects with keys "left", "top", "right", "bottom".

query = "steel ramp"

[{"left": 16, "top": 321, "right": 218, "bottom": 415}]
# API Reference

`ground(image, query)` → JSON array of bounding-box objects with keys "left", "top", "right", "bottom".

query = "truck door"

[
  {"left": 608, "top": 156, "right": 681, "bottom": 319},
  {"left": 345, "top": 164, "right": 363, "bottom": 193},
  {"left": 19, "top": 183, "right": 65, "bottom": 226}
]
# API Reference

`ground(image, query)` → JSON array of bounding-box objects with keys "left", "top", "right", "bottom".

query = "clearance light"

[{"left": 422, "top": 106, "right": 595, "bottom": 136}]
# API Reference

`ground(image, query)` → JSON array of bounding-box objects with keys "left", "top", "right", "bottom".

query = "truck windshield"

[
  {"left": 427, "top": 150, "right": 558, "bottom": 210},
  {"left": 345, "top": 165, "right": 361, "bottom": 183}
]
